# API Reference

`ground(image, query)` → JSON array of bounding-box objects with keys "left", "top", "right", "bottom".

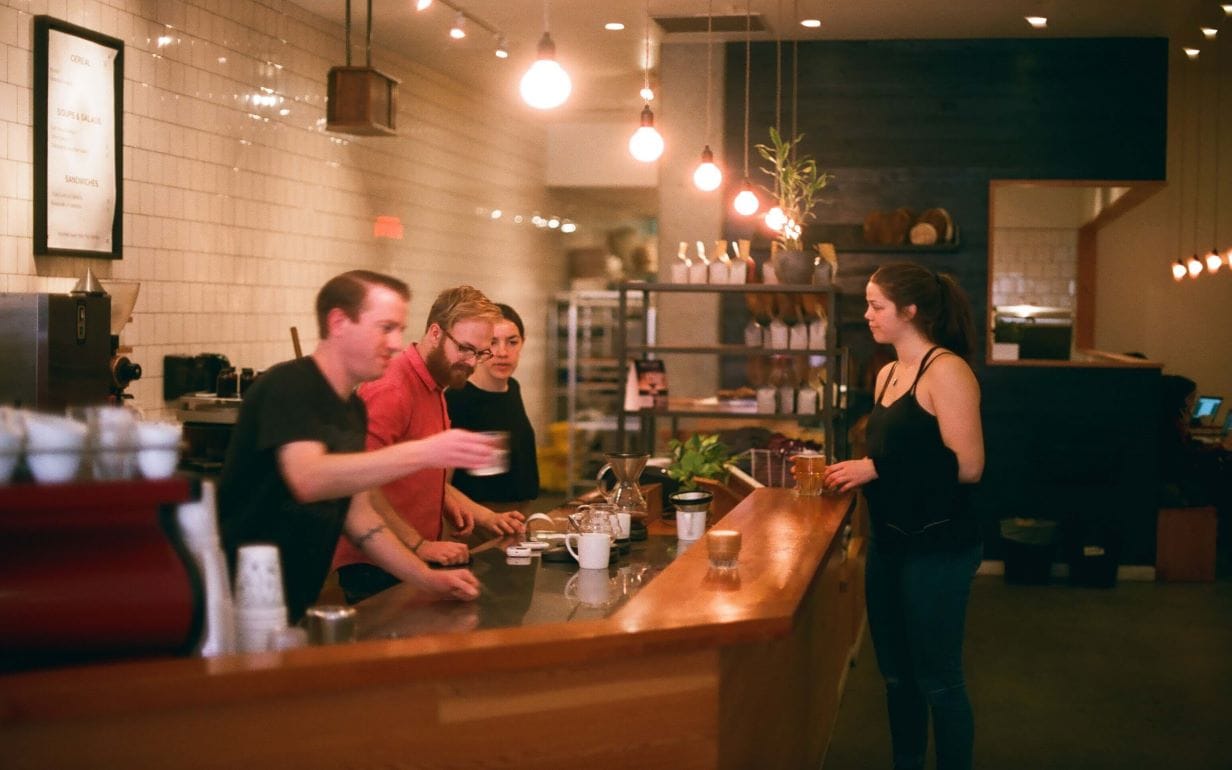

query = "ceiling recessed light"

[
  {"left": 1201, "top": 27, "right": 1218, "bottom": 39},
  {"left": 1025, "top": 16, "right": 1047, "bottom": 29},
  {"left": 604, "top": 22, "right": 625, "bottom": 31},
  {"left": 800, "top": 19, "right": 821, "bottom": 29},
  {"left": 1184, "top": 47, "right": 1200, "bottom": 59}
]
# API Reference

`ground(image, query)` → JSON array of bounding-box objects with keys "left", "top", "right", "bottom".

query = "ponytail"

[
  {"left": 869, "top": 263, "right": 977, "bottom": 358},
  {"left": 934, "top": 272, "right": 976, "bottom": 358}
]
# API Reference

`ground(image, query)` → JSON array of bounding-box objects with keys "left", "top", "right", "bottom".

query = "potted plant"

[
  {"left": 755, "top": 127, "right": 836, "bottom": 284},
  {"left": 665, "top": 433, "right": 732, "bottom": 491},
  {"left": 665, "top": 433, "right": 745, "bottom": 520}
]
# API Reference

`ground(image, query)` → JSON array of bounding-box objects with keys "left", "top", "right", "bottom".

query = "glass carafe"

[
  {"left": 568, "top": 503, "right": 620, "bottom": 539},
  {"left": 596, "top": 452, "right": 649, "bottom": 517}
]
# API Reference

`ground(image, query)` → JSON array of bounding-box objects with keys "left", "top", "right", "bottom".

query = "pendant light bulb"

[
  {"left": 495, "top": 36, "right": 509, "bottom": 59},
  {"left": 1171, "top": 259, "right": 1188, "bottom": 281},
  {"left": 692, "top": 146, "right": 723, "bottom": 191},
  {"left": 628, "top": 105, "right": 664, "bottom": 162},
  {"left": 733, "top": 180, "right": 760, "bottom": 216},
  {"left": 1205, "top": 249, "right": 1223, "bottom": 273},
  {"left": 520, "top": 32, "right": 572, "bottom": 110},
  {"left": 764, "top": 206, "right": 787, "bottom": 232},
  {"left": 449, "top": 13, "right": 466, "bottom": 40},
  {"left": 1186, "top": 254, "right": 1203, "bottom": 277}
]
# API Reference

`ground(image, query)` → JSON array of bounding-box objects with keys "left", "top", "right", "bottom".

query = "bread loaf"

[{"left": 909, "top": 222, "right": 939, "bottom": 245}]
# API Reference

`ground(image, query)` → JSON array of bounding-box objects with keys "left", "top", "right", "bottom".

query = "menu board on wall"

[{"left": 33, "top": 16, "right": 124, "bottom": 259}]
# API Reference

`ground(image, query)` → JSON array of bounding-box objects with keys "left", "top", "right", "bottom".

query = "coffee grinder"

[
  {"left": 0, "top": 270, "right": 142, "bottom": 409},
  {"left": 102, "top": 277, "right": 143, "bottom": 403}
]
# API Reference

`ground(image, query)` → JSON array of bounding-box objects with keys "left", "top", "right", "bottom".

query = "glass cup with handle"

[{"left": 791, "top": 452, "right": 827, "bottom": 497}]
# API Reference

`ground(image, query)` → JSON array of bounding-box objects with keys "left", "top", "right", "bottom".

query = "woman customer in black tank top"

[{"left": 823, "top": 263, "right": 984, "bottom": 770}]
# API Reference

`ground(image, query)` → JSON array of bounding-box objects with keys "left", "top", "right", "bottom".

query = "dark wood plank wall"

[{"left": 720, "top": 38, "right": 1169, "bottom": 565}]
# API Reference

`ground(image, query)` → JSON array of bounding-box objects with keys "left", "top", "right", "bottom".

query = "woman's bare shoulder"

[{"left": 924, "top": 350, "right": 979, "bottom": 390}]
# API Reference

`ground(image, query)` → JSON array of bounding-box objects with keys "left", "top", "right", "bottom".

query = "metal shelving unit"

[
  {"left": 549, "top": 290, "right": 647, "bottom": 497},
  {"left": 614, "top": 282, "right": 848, "bottom": 460}
]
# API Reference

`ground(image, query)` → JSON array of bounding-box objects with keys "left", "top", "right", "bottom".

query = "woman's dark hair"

[
  {"left": 870, "top": 262, "right": 976, "bottom": 357},
  {"left": 495, "top": 303, "right": 525, "bottom": 338},
  {"left": 1159, "top": 374, "right": 1197, "bottom": 421}
]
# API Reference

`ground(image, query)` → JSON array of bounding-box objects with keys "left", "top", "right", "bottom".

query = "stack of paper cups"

[{"left": 233, "top": 544, "right": 288, "bottom": 653}]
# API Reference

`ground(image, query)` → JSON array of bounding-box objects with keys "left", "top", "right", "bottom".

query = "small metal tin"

[{"left": 303, "top": 604, "right": 357, "bottom": 645}]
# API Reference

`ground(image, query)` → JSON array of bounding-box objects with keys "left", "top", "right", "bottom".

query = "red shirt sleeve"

[{"left": 358, "top": 377, "right": 411, "bottom": 450}]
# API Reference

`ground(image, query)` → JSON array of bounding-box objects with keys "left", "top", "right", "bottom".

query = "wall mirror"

[{"left": 987, "top": 180, "right": 1162, "bottom": 365}]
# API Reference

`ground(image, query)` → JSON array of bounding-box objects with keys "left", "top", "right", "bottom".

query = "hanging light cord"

[
  {"left": 775, "top": 0, "right": 782, "bottom": 134},
  {"left": 704, "top": 0, "right": 713, "bottom": 142},
  {"left": 1176, "top": 54, "right": 1188, "bottom": 261},
  {"left": 644, "top": 0, "right": 652, "bottom": 96},
  {"left": 792, "top": 0, "right": 799, "bottom": 160},
  {"left": 1191, "top": 51, "right": 1202, "bottom": 256},
  {"left": 743, "top": 0, "right": 752, "bottom": 177},
  {"left": 344, "top": 0, "right": 351, "bottom": 66},
  {"left": 1211, "top": 39, "right": 1221, "bottom": 249}
]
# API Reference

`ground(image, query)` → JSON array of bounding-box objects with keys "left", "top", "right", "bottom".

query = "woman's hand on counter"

[
  {"left": 823, "top": 458, "right": 878, "bottom": 494},
  {"left": 416, "top": 540, "right": 471, "bottom": 566},
  {"left": 478, "top": 509, "right": 526, "bottom": 536}
]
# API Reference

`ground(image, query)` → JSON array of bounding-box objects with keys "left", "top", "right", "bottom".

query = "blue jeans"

[{"left": 865, "top": 539, "right": 982, "bottom": 770}]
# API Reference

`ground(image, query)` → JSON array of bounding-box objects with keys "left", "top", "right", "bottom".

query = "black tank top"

[{"left": 862, "top": 347, "right": 979, "bottom": 553}]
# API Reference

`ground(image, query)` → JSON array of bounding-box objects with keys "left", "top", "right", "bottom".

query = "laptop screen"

[{"left": 1192, "top": 395, "right": 1222, "bottom": 425}]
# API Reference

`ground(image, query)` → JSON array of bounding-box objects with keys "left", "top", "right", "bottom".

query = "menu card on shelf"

[{"left": 625, "top": 359, "right": 668, "bottom": 411}]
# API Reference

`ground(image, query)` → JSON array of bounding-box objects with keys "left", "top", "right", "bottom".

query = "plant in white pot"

[{"left": 755, "top": 127, "right": 837, "bottom": 284}]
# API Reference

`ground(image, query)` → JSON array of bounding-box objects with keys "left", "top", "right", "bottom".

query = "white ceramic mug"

[{"left": 565, "top": 532, "right": 611, "bottom": 569}]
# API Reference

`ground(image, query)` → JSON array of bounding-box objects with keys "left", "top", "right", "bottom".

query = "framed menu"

[{"left": 33, "top": 16, "right": 124, "bottom": 259}]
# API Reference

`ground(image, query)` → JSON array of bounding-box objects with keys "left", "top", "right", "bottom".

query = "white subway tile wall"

[
  {"left": 990, "top": 228, "right": 1077, "bottom": 311},
  {"left": 0, "top": 0, "right": 563, "bottom": 426}
]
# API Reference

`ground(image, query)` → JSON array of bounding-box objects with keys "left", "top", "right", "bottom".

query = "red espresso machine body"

[{"left": 0, "top": 479, "right": 204, "bottom": 669}]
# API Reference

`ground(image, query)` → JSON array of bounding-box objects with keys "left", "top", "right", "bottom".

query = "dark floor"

[{"left": 824, "top": 568, "right": 1232, "bottom": 769}]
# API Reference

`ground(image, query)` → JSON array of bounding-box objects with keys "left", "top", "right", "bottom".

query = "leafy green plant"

[
  {"left": 755, "top": 127, "right": 834, "bottom": 255},
  {"left": 666, "top": 434, "right": 732, "bottom": 491}
]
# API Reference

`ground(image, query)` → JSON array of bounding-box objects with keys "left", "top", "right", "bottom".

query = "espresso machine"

[{"left": 0, "top": 271, "right": 142, "bottom": 409}]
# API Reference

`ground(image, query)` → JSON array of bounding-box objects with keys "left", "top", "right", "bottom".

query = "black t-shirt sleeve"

[{"left": 251, "top": 366, "right": 340, "bottom": 452}]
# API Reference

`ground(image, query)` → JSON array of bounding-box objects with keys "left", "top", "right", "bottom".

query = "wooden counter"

[
  {"left": 987, "top": 348, "right": 1164, "bottom": 368},
  {"left": 0, "top": 488, "right": 863, "bottom": 770}
]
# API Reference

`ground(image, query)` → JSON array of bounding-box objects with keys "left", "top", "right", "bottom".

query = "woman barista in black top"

[
  {"left": 446, "top": 303, "right": 540, "bottom": 511},
  {"left": 824, "top": 263, "right": 984, "bottom": 770}
]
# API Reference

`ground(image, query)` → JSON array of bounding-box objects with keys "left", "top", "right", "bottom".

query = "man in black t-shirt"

[{"left": 219, "top": 270, "right": 502, "bottom": 621}]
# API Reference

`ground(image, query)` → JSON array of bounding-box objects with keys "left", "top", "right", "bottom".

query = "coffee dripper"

[{"left": 596, "top": 452, "right": 649, "bottom": 517}]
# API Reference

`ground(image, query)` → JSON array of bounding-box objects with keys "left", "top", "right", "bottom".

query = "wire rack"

[{"left": 747, "top": 448, "right": 800, "bottom": 489}]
